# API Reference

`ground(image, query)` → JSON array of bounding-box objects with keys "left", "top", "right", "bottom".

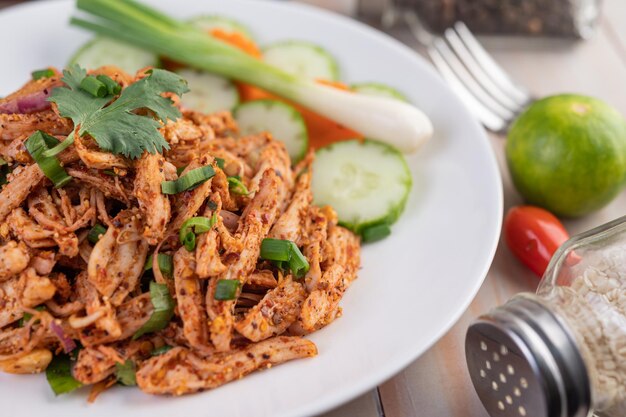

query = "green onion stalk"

[{"left": 72, "top": 0, "right": 433, "bottom": 153}]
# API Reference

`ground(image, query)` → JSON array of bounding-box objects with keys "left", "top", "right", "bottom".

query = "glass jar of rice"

[{"left": 465, "top": 216, "right": 626, "bottom": 417}]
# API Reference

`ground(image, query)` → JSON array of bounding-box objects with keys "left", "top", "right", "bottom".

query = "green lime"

[{"left": 506, "top": 94, "right": 626, "bottom": 217}]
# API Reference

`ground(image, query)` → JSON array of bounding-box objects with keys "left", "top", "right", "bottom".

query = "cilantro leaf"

[
  {"left": 46, "top": 354, "right": 83, "bottom": 395},
  {"left": 49, "top": 65, "right": 189, "bottom": 159}
]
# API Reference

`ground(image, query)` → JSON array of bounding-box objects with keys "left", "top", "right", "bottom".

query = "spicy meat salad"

[{"left": 0, "top": 65, "right": 360, "bottom": 398}]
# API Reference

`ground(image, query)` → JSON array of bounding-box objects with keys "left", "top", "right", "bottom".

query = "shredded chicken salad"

[{"left": 0, "top": 65, "right": 360, "bottom": 398}]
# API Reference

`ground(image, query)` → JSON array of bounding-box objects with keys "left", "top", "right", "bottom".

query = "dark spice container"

[{"left": 393, "top": 0, "right": 603, "bottom": 38}]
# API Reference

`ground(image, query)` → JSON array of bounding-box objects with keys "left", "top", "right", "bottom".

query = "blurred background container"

[{"left": 388, "top": 0, "right": 602, "bottom": 38}]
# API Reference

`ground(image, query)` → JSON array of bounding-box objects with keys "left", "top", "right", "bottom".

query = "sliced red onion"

[
  {"left": 0, "top": 89, "right": 52, "bottom": 114},
  {"left": 50, "top": 320, "right": 77, "bottom": 353}
]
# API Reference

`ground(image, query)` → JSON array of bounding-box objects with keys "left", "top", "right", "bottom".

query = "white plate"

[{"left": 0, "top": 1, "right": 502, "bottom": 416}]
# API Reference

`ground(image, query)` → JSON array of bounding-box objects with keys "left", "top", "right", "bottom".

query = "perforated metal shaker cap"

[{"left": 465, "top": 295, "right": 591, "bottom": 417}]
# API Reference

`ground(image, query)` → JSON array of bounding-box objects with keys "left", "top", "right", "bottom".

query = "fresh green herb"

[
  {"left": 25, "top": 131, "right": 72, "bottom": 188},
  {"left": 179, "top": 216, "right": 216, "bottom": 251},
  {"left": 181, "top": 232, "right": 195, "bottom": 252},
  {"left": 31, "top": 68, "right": 55, "bottom": 80},
  {"left": 80, "top": 75, "right": 107, "bottom": 97},
  {"left": 46, "top": 354, "right": 83, "bottom": 395},
  {"left": 214, "top": 279, "right": 241, "bottom": 301},
  {"left": 114, "top": 359, "right": 137, "bottom": 386},
  {"left": 161, "top": 165, "right": 215, "bottom": 195},
  {"left": 132, "top": 281, "right": 175, "bottom": 340},
  {"left": 288, "top": 244, "right": 310, "bottom": 278},
  {"left": 47, "top": 64, "right": 189, "bottom": 159},
  {"left": 361, "top": 223, "right": 391, "bottom": 243},
  {"left": 87, "top": 223, "right": 107, "bottom": 244},
  {"left": 96, "top": 74, "right": 122, "bottom": 95},
  {"left": 151, "top": 345, "right": 173, "bottom": 356},
  {"left": 18, "top": 305, "right": 46, "bottom": 327},
  {"left": 143, "top": 253, "right": 174, "bottom": 278},
  {"left": 102, "top": 169, "right": 117, "bottom": 176},
  {"left": 227, "top": 176, "right": 249, "bottom": 195},
  {"left": 215, "top": 157, "right": 225, "bottom": 170},
  {"left": 260, "top": 238, "right": 292, "bottom": 262},
  {"left": 260, "top": 238, "right": 310, "bottom": 278}
]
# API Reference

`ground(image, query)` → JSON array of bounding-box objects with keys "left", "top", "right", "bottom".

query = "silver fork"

[{"left": 383, "top": 8, "right": 533, "bottom": 133}]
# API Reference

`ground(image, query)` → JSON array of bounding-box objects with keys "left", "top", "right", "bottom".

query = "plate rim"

[{"left": 0, "top": 0, "right": 503, "bottom": 415}]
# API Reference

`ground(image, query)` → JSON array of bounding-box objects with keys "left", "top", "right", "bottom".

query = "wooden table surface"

[
  {"left": 1, "top": 0, "right": 625, "bottom": 416},
  {"left": 320, "top": 0, "right": 626, "bottom": 416}
]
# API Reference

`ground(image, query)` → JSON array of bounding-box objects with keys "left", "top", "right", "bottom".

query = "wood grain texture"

[{"left": 318, "top": 390, "right": 383, "bottom": 417}]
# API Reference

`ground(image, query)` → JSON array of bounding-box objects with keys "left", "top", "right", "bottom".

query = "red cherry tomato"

[{"left": 504, "top": 205, "right": 570, "bottom": 277}]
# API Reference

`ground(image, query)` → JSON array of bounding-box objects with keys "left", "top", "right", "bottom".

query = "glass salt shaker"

[{"left": 466, "top": 215, "right": 626, "bottom": 417}]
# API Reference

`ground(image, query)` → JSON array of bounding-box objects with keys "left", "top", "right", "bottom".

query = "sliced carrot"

[
  {"left": 238, "top": 83, "right": 363, "bottom": 149},
  {"left": 315, "top": 79, "right": 350, "bottom": 91},
  {"left": 161, "top": 27, "right": 262, "bottom": 71},
  {"left": 301, "top": 105, "right": 363, "bottom": 149},
  {"left": 209, "top": 28, "right": 262, "bottom": 58}
]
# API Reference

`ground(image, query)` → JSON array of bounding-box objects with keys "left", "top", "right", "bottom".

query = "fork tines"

[{"left": 403, "top": 13, "right": 532, "bottom": 133}]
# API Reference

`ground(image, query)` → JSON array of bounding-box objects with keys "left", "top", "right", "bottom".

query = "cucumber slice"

[
  {"left": 69, "top": 37, "right": 159, "bottom": 75},
  {"left": 351, "top": 82, "right": 409, "bottom": 102},
  {"left": 263, "top": 41, "right": 340, "bottom": 81},
  {"left": 312, "top": 140, "right": 412, "bottom": 236},
  {"left": 176, "top": 69, "right": 239, "bottom": 113},
  {"left": 234, "top": 99, "right": 308, "bottom": 163},
  {"left": 188, "top": 15, "right": 255, "bottom": 39}
]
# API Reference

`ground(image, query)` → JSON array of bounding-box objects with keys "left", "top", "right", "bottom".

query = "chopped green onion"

[
  {"left": 361, "top": 224, "right": 391, "bottom": 243},
  {"left": 179, "top": 216, "right": 217, "bottom": 251},
  {"left": 151, "top": 345, "right": 173, "bottom": 356},
  {"left": 31, "top": 68, "right": 55, "bottom": 80},
  {"left": 260, "top": 238, "right": 309, "bottom": 279},
  {"left": 79, "top": 75, "right": 108, "bottom": 97},
  {"left": 87, "top": 223, "right": 107, "bottom": 244},
  {"left": 214, "top": 279, "right": 240, "bottom": 301},
  {"left": 96, "top": 74, "right": 122, "bottom": 95},
  {"left": 227, "top": 176, "right": 249, "bottom": 195},
  {"left": 181, "top": 232, "right": 196, "bottom": 251},
  {"left": 41, "top": 132, "right": 75, "bottom": 158},
  {"left": 114, "top": 359, "right": 137, "bottom": 386},
  {"left": 133, "top": 281, "right": 175, "bottom": 340},
  {"left": 161, "top": 165, "right": 215, "bottom": 195},
  {"left": 215, "top": 157, "right": 225, "bottom": 170},
  {"left": 46, "top": 354, "right": 83, "bottom": 395},
  {"left": 176, "top": 165, "right": 187, "bottom": 176},
  {"left": 25, "top": 131, "right": 72, "bottom": 188},
  {"left": 288, "top": 244, "right": 310, "bottom": 278},
  {"left": 103, "top": 169, "right": 117, "bottom": 176},
  {"left": 260, "top": 238, "right": 292, "bottom": 262},
  {"left": 143, "top": 253, "right": 174, "bottom": 278}
]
